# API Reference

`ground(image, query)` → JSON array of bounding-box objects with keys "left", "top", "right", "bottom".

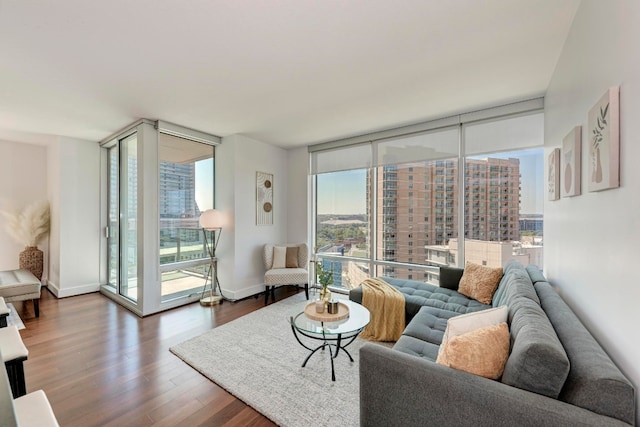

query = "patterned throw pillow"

[
  {"left": 458, "top": 262, "right": 503, "bottom": 304},
  {"left": 437, "top": 322, "right": 510, "bottom": 380}
]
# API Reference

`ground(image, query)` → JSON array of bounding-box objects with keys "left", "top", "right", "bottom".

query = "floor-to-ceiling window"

[
  {"left": 310, "top": 101, "right": 544, "bottom": 290},
  {"left": 462, "top": 113, "right": 544, "bottom": 268},
  {"left": 100, "top": 120, "right": 219, "bottom": 316},
  {"left": 374, "top": 128, "right": 459, "bottom": 282},
  {"left": 314, "top": 144, "right": 371, "bottom": 289}
]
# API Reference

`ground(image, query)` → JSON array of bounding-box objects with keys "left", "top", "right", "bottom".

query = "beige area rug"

[
  {"left": 170, "top": 293, "right": 376, "bottom": 427},
  {"left": 6, "top": 303, "right": 25, "bottom": 330}
]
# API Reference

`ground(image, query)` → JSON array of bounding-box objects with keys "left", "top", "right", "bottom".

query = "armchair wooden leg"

[
  {"left": 264, "top": 286, "right": 270, "bottom": 305},
  {"left": 304, "top": 283, "right": 309, "bottom": 300},
  {"left": 33, "top": 300, "right": 39, "bottom": 318}
]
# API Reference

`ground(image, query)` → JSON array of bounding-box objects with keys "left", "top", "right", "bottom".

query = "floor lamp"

[{"left": 199, "top": 209, "right": 226, "bottom": 306}]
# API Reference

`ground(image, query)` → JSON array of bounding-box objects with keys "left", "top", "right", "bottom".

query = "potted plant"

[
  {"left": 1, "top": 200, "right": 50, "bottom": 280},
  {"left": 316, "top": 261, "right": 334, "bottom": 303}
]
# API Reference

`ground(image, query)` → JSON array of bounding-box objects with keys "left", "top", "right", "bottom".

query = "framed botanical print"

[{"left": 588, "top": 87, "right": 620, "bottom": 192}]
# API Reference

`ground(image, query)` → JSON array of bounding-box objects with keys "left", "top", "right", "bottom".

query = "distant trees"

[{"left": 317, "top": 223, "right": 367, "bottom": 249}]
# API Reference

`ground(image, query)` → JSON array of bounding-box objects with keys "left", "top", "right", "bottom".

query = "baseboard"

[
  {"left": 46, "top": 280, "right": 101, "bottom": 298},
  {"left": 224, "top": 283, "right": 312, "bottom": 301},
  {"left": 223, "top": 284, "right": 265, "bottom": 301}
]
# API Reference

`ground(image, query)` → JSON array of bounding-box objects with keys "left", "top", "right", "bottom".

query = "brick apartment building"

[{"left": 375, "top": 157, "right": 521, "bottom": 278}]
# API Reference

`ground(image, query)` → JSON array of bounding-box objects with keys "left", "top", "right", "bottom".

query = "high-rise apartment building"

[
  {"left": 376, "top": 157, "right": 521, "bottom": 273},
  {"left": 159, "top": 162, "right": 199, "bottom": 219}
]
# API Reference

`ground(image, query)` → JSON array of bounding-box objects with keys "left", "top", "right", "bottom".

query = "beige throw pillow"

[
  {"left": 272, "top": 246, "right": 287, "bottom": 269},
  {"left": 458, "top": 262, "right": 503, "bottom": 304},
  {"left": 436, "top": 322, "right": 510, "bottom": 380},
  {"left": 285, "top": 247, "right": 299, "bottom": 268}
]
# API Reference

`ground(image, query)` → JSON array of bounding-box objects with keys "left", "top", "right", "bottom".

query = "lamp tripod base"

[{"left": 200, "top": 294, "right": 223, "bottom": 306}]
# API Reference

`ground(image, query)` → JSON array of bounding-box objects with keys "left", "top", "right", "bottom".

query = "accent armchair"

[{"left": 262, "top": 243, "right": 309, "bottom": 304}]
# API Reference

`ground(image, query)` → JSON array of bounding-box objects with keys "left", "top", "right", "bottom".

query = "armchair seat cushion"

[{"left": 264, "top": 268, "right": 308, "bottom": 286}]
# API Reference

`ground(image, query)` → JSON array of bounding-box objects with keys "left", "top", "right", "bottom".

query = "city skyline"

[{"left": 317, "top": 148, "right": 543, "bottom": 216}]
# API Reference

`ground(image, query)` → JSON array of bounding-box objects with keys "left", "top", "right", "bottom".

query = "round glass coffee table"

[{"left": 289, "top": 299, "right": 370, "bottom": 381}]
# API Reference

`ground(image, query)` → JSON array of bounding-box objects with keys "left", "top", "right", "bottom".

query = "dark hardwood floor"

[{"left": 13, "top": 286, "right": 303, "bottom": 426}]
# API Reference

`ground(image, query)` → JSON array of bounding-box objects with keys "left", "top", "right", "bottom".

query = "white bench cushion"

[
  {"left": 0, "top": 326, "right": 28, "bottom": 361},
  {"left": 14, "top": 390, "right": 59, "bottom": 427},
  {"left": 0, "top": 270, "right": 41, "bottom": 301}
]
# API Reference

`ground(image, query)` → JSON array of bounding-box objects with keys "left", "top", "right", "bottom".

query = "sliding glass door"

[
  {"left": 106, "top": 132, "right": 138, "bottom": 302},
  {"left": 101, "top": 120, "right": 220, "bottom": 316}
]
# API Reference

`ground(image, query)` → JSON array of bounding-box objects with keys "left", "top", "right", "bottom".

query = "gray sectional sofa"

[{"left": 350, "top": 261, "right": 636, "bottom": 426}]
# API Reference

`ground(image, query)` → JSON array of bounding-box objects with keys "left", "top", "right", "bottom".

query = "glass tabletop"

[{"left": 290, "top": 299, "right": 370, "bottom": 335}]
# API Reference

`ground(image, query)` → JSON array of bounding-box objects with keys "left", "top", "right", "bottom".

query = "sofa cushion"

[
  {"left": 501, "top": 296, "right": 570, "bottom": 399},
  {"left": 502, "top": 259, "right": 523, "bottom": 276},
  {"left": 492, "top": 267, "right": 540, "bottom": 308},
  {"left": 458, "top": 262, "right": 503, "bottom": 304},
  {"left": 437, "top": 323, "right": 510, "bottom": 380},
  {"left": 525, "top": 265, "right": 546, "bottom": 284},
  {"left": 401, "top": 307, "right": 458, "bottom": 345},
  {"left": 535, "top": 282, "right": 635, "bottom": 425},
  {"left": 393, "top": 335, "right": 440, "bottom": 361},
  {"left": 350, "top": 277, "right": 490, "bottom": 323}
]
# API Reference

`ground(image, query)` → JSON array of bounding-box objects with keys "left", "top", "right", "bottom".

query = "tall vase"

[
  {"left": 19, "top": 246, "right": 44, "bottom": 280},
  {"left": 592, "top": 147, "right": 603, "bottom": 184},
  {"left": 595, "top": 147, "right": 603, "bottom": 183}
]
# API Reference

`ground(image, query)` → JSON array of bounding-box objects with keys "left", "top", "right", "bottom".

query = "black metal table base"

[{"left": 290, "top": 320, "right": 362, "bottom": 381}]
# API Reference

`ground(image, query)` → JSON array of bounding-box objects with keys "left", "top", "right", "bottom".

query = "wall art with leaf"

[{"left": 588, "top": 87, "right": 620, "bottom": 192}]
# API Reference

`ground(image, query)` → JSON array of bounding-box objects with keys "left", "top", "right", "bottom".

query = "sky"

[
  {"left": 317, "top": 169, "right": 367, "bottom": 215},
  {"left": 195, "top": 159, "right": 214, "bottom": 211},
  {"left": 317, "top": 148, "right": 544, "bottom": 215}
]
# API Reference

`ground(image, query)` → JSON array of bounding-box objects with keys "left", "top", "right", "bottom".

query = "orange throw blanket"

[{"left": 359, "top": 278, "right": 405, "bottom": 342}]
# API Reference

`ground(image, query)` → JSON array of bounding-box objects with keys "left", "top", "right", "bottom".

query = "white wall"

[
  {"left": 0, "top": 140, "right": 48, "bottom": 276},
  {"left": 47, "top": 138, "right": 101, "bottom": 297},
  {"left": 544, "top": 1, "right": 640, "bottom": 423},
  {"left": 217, "top": 134, "right": 290, "bottom": 299}
]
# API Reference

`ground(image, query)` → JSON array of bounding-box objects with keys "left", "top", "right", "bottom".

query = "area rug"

[
  {"left": 170, "top": 293, "right": 370, "bottom": 427},
  {"left": 6, "top": 303, "right": 25, "bottom": 330}
]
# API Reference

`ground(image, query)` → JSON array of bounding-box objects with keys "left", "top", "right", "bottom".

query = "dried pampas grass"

[{"left": 1, "top": 200, "right": 50, "bottom": 247}]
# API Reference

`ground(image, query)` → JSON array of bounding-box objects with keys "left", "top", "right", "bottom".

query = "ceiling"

[{"left": 0, "top": 0, "right": 580, "bottom": 149}]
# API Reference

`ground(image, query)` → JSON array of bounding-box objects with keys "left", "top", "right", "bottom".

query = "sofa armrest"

[{"left": 359, "top": 344, "right": 631, "bottom": 427}]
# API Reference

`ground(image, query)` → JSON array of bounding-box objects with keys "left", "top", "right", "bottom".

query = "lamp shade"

[{"left": 199, "top": 209, "right": 223, "bottom": 229}]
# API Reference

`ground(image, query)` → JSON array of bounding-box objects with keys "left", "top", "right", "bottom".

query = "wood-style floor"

[{"left": 14, "top": 286, "right": 303, "bottom": 426}]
